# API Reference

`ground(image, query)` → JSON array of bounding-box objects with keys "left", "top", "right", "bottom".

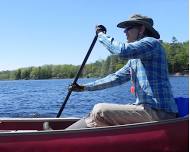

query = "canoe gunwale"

[{"left": 0, "top": 117, "right": 188, "bottom": 136}]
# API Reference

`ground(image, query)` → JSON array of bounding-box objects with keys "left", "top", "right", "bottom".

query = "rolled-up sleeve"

[{"left": 98, "top": 33, "right": 157, "bottom": 59}]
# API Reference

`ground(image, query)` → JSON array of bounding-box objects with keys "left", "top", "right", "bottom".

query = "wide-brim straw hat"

[{"left": 117, "top": 14, "right": 160, "bottom": 39}]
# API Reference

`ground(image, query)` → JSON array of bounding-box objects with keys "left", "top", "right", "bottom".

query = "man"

[{"left": 66, "top": 14, "right": 178, "bottom": 130}]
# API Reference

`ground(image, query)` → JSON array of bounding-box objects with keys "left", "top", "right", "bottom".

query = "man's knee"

[
  {"left": 92, "top": 103, "right": 104, "bottom": 115},
  {"left": 92, "top": 103, "right": 110, "bottom": 117}
]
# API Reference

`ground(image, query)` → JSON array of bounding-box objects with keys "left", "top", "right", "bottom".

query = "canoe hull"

[{"left": 0, "top": 117, "right": 188, "bottom": 152}]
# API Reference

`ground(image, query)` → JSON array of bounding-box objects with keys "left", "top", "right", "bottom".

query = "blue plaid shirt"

[{"left": 84, "top": 33, "right": 178, "bottom": 113}]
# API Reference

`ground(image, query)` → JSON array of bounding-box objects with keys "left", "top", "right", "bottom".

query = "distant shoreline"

[
  {"left": 170, "top": 75, "right": 189, "bottom": 77},
  {"left": 170, "top": 72, "right": 189, "bottom": 77},
  {"left": 0, "top": 75, "right": 189, "bottom": 82}
]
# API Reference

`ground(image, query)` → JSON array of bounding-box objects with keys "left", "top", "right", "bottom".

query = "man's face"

[{"left": 124, "top": 25, "right": 143, "bottom": 43}]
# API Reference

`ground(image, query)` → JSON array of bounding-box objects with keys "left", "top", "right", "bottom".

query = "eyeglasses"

[{"left": 124, "top": 26, "right": 134, "bottom": 33}]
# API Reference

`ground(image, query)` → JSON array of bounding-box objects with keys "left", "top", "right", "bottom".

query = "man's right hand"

[
  {"left": 68, "top": 83, "right": 85, "bottom": 92},
  {"left": 96, "top": 25, "right": 107, "bottom": 35}
]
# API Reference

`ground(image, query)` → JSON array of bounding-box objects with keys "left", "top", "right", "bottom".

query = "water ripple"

[{"left": 0, "top": 77, "right": 188, "bottom": 118}]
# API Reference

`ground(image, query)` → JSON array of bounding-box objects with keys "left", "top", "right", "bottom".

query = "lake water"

[{"left": 0, "top": 76, "right": 188, "bottom": 118}]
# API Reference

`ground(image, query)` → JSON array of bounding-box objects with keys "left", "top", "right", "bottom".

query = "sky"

[{"left": 0, "top": 0, "right": 189, "bottom": 71}]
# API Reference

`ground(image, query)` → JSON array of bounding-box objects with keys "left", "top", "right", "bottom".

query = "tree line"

[
  {"left": 162, "top": 37, "right": 189, "bottom": 74},
  {"left": 0, "top": 37, "right": 188, "bottom": 80}
]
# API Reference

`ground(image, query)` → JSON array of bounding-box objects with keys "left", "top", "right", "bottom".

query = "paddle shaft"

[{"left": 56, "top": 35, "right": 98, "bottom": 118}]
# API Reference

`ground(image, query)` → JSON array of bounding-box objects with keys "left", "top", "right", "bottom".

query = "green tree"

[
  {"left": 30, "top": 67, "right": 40, "bottom": 79},
  {"left": 15, "top": 69, "right": 21, "bottom": 80},
  {"left": 21, "top": 68, "right": 31, "bottom": 79}
]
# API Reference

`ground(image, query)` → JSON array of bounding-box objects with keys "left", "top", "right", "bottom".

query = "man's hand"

[
  {"left": 96, "top": 25, "right": 107, "bottom": 35},
  {"left": 68, "top": 83, "right": 85, "bottom": 92}
]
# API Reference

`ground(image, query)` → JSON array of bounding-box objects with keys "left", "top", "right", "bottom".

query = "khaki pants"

[{"left": 85, "top": 103, "right": 176, "bottom": 127}]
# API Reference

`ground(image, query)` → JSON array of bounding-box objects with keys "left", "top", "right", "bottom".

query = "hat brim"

[{"left": 117, "top": 20, "right": 160, "bottom": 39}]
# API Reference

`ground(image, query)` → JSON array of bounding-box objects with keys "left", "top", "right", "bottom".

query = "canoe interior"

[{"left": 0, "top": 118, "right": 79, "bottom": 131}]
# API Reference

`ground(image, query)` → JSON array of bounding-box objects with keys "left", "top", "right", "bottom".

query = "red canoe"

[{"left": 0, "top": 117, "right": 188, "bottom": 152}]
